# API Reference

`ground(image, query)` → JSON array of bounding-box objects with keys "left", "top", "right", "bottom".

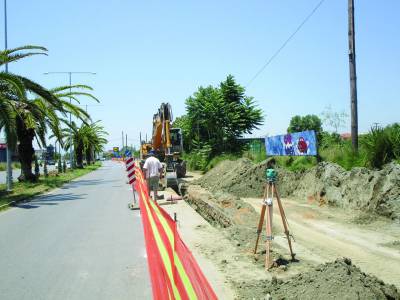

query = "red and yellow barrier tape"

[{"left": 134, "top": 167, "right": 217, "bottom": 300}]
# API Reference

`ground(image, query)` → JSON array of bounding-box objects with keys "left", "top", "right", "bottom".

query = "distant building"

[
  {"left": 0, "top": 138, "right": 18, "bottom": 162},
  {"left": 340, "top": 133, "right": 351, "bottom": 140}
]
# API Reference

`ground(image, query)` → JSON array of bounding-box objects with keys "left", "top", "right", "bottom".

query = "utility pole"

[
  {"left": 348, "top": 0, "right": 358, "bottom": 151},
  {"left": 43, "top": 71, "right": 96, "bottom": 168},
  {"left": 4, "top": 0, "right": 13, "bottom": 191},
  {"left": 122, "top": 131, "right": 124, "bottom": 151},
  {"left": 125, "top": 134, "right": 127, "bottom": 151}
]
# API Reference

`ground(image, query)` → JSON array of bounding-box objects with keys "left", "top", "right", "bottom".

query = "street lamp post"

[
  {"left": 43, "top": 71, "right": 96, "bottom": 169},
  {"left": 4, "top": 0, "right": 13, "bottom": 191}
]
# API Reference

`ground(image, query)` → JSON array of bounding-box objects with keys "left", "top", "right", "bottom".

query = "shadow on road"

[
  {"left": 59, "top": 179, "right": 118, "bottom": 189},
  {"left": 12, "top": 193, "right": 87, "bottom": 209}
]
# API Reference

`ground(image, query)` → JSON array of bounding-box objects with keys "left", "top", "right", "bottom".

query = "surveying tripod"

[{"left": 254, "top": 168, "right": 295, "bottom": 269}]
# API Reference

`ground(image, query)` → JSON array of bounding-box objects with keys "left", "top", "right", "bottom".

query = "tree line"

[
  {"left": 0, "top": 45, "right": 108, "bottom": 183},
  {"left": 173, "top": 75, "right": 399, "bottom": 171}
]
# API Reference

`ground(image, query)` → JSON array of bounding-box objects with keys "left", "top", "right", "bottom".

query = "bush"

[
  {"left": 319, "top": 141, "right": 365, "bottom": 170},
  {"left": 0, "top": 162, "right": 21, "bottom": 171},
  {"left": 242, "top": 140, "right": 267, "bottom": 163},
  {"left": 183, "top": 142, "right": 212, "bottom": 171},
  {"left": 275, "top": 156, "right": 317, "bottom": 172},
  {"left": 361, "top": 124, "right": 400, "bottom": 168}
]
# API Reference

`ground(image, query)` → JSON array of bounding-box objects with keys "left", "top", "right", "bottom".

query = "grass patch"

[
  {"left": 276, "top": 156, "right": 318, "bottom": 172},
  {"left": 0, "top": 163, "right": 101, "bottom": 209},
  {"left": 0, "top": 162, "right": 21, "bottom": 171}
]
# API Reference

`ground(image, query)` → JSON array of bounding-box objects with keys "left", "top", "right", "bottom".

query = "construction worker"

[{"left": 143, "top": 150, "right": 163, "bottom": 201}]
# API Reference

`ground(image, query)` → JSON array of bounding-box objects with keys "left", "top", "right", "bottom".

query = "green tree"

[
  {"left": 288, "top": 114, "right": 323, "bottom": 141},
  {"left": 184, "top": 75, "right": 263, "bottom": 156},
  {"left": 0, "top": 46, "right": 46, "bottom": 151},
  {"left": 83, "top": 122, "right": 108, "bottom": 165},
  {"left": 63, "top": 121, "right": 107, "bottom": 168},
  {"left": 0, "top": 45, "right": 96, "bottom": 181},
  {"left": 15, "top": 84, "right": 93, "bottom": 181}
]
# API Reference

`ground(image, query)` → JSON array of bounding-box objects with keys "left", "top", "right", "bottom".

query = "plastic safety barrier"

[{"left": 133, "top": 167, "right": 217, "bottom": 300}]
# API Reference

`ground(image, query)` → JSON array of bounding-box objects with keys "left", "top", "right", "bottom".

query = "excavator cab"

[{"left": 165, "top": 128, "right": 186, "bottom": 179}]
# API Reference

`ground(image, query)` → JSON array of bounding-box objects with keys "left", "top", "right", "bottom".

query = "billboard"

[{"left": 265, "top": 130, "right": 317, "bottom": 156}]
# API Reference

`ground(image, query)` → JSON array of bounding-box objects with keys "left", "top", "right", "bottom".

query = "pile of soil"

[
  {"left": 236, "top": 258, "right": 400, "bottom": 300},
  {"left": 195, "top": 159, "right": 400, "bottom": 220}
]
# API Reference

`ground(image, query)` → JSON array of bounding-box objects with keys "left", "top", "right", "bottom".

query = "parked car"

[{"left": 47, "top": 160, "right": 55, "bottom": 165}]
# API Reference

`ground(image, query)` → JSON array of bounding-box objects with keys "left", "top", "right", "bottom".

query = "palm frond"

[
  {"left": 0, "top": 45, "right": 48, "bottom": 66},
  {"left": 50, "top": 84, "right": 93, "bottom": 93}
]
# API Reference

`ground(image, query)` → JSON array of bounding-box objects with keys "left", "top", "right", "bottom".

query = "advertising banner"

[{"left": 265, "top": 130, "right": 317, "bottom": 156}]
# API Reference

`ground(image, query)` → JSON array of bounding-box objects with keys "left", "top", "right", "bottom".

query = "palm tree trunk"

[
  {"left": 85, "top": 148, "right": 91, "bottom": 165},
  {"left": 16, "top": 117, "right": 37, "bottom": 182},
  {"left": 76, "top": 142, "right": 84, "bottom": 168}
]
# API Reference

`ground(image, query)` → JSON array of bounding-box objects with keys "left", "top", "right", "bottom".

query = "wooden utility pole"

[{"left": 348, "top": 0, "right": 358, "bottom": 151}]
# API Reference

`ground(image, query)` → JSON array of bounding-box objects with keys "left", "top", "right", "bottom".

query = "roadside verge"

[{"left": 0, "top": 163, "right": 102, "bottom": 211}]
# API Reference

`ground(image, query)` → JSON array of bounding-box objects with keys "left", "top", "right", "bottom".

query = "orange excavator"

[{"left": 140, "top": 102, "right": 186, "bottom": 188}]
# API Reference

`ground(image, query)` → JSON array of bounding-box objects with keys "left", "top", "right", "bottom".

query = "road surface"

[{"left": 0, "top": 161, "right": 151, "bottom": 299}]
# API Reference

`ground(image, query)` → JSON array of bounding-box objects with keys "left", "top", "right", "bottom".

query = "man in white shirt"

[{"left": 143, "top": 150, "right": 163, "bottom": 201}]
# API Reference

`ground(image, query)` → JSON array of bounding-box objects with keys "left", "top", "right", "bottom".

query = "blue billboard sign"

[{"left": 265, "top": 130, "right": 317, "bottom": 156}]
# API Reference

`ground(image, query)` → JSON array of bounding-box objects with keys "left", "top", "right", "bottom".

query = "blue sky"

[{"left": 4, "top": 0, "right": 400, "bottom": 149}]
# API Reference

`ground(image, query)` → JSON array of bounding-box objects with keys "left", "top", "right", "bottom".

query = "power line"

[{"left": 246, "top": 0, "right": 327, "bottom": 87}]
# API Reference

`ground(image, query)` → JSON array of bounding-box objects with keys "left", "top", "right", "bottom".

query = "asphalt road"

[{"left": 0, "top": 161, "right": 151, "bottom": 299}]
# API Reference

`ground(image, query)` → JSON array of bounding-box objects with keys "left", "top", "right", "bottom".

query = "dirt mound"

[
  {"left": 195, "top": 159, "right": 400, "bottom": 220},
  {"left": 236, "top": 258, "right": 400, "bottom": 300},
  {"left": 292, "top": 162, "right": 400, "bottom": 220}
]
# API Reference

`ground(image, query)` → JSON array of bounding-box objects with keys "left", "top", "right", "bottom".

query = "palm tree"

[
  {"left": 1, "top": 46, "right": 54, "bottom": 180},
  {"left": 0, "top": 45, "right": 97, "bottom": 181},
  {"left": 62, "top": 121, "right": 107, "bottom": 168},
  {"left": 0, "top": 46, "right": 42, "bottom": 150},
  {"left": 84, "top": 122, "right": 108, "bottom": 165}
]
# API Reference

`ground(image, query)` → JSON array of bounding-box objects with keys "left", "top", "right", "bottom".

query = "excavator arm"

[
  {"left": 152, "top": 103, "right": 172, "bottom": 152},
  {"left": 149, "top": 102, "right": 186, "bottom": 182}
]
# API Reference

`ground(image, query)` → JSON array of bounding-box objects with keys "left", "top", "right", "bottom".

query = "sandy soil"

[
  {"left": 154, "top": 170, "right": 400, "bottom": 299},
  {"left": 242, "top": 196, "right": 400, "bottom": 287}
]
